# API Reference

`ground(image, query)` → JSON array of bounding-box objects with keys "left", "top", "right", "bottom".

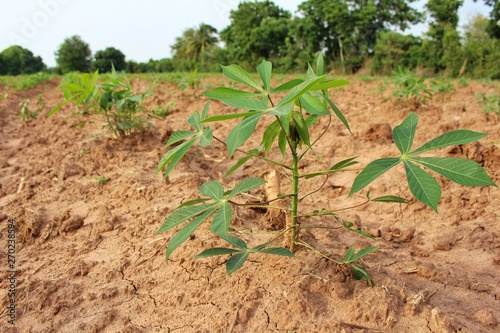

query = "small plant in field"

[
  {"left": 50, "top": 67, "right": 154, "bottom": 137},
  {"left": 430, "top": 78, "right": 454, "bottom": 94},
  {"left": 151, "top": 102, "right": 174, "bottom": 118},
  {"left": 17, "top": 99, "right": 38, "bottom": 121},
  {"left": 1, "top": 86, "right": 8, "bottom": 100},
  {"left": 178, "top": 69, "right": 201, "bottom": 90},
  {"left": 390, "top": 66, "right": 432, "bottom": 104},
  {"left": 156, "top": 56, "right": 496, "bottom": 281},
  {"left": 96, "top": 176, "right": 110, "bottom": 185},
  {"left": 457, "top": 77, "right": 469, "bottom": 87},
  {"left": 36, "top": 94, "right": 46, "bottom": 112},
  {"left": 476, "top": 93, "right": 500, "bottom": 116}
]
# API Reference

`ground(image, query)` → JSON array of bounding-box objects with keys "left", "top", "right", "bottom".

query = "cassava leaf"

[
  {"left": 226, "top": 252, "right": 249, "bottom": 275},
  {"left": 200, "top": 181, "right": 224, "bottom": 200},
  {"left": 226, "top": 113, "right": 262, "bottom": 157},
  {"left": 227, "top": 178, "right": 267, "bottom": 199},
  {"left": 156, "top": 203, "right": 215, "bottom": 234},
  {"left": 195, "top": 248, "right": 241, "bottom": 258},
  {"left": 393, "top": 112, "right": 418, "bottom": 155},
  {"left": 257, "top": 60, "right": 272, "bottom": 92},
  {"left": 404, "top": 160, "right": 441, "bottom": 212},
  {"left": 350, "top": 158, "right": 401, "bottom": 195},
  {"left": 411, "top": 130, "right": 487, "bottom": 155},
  {"left": 210, "top": 202, "right": 233, "bottom": 236},
  {"left": 221, "top": 64, "right": 263, "bottom": 92}
]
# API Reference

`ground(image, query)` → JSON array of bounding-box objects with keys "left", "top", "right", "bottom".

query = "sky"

[{"left": 0, "top": 0, "right": 492, "bottom": 68}]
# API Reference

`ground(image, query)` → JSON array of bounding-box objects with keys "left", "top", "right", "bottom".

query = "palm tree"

[{"left": 171, "top": 23, "right": 218, "bottom": 69}]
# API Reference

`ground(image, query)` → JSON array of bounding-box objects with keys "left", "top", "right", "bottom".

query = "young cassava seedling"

[{"left": 157, "top": 55, "right": 496, "bottom": 282}]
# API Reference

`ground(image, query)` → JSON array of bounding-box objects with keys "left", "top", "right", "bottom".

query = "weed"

[
  {"left": 96, "top": 176, "right": 110, "bottom": 184},
  {"left": 77, "top": 148, "right": 90, "bottom": 158},
  {"left": 17, "top": 99, "right": 38, "bottom": 121},
  {"left": 50, "top": 67, "right": 154, "bottom": 137},
  {"left": 457, "top": 77, "right": 469, "bottom": 87},
  {"left": 151, "top": 102, "right": 174, "bottom": 118},
  {"left": 156, "top": 56, "right": 496, "bottom": 281}
]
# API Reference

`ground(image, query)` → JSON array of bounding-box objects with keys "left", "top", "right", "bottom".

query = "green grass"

[{"left": 0, "top": 72, "right": 53, "bottom": 91}]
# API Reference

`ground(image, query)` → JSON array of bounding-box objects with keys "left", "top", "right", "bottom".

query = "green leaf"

[
  {"left": 291, "top": 111, "right": 311, "bottom": 147},
  {"left": 165, "top": 208, "right": 215, "bottom": 260},
  {"left": 228, "top": 178, "right": 267, "bottom": 199},
  {"left": 177, "top": 198, "right": 212, "bottom": 209},
  {"left": 344, "top": 247, "right": 355, "bottom": 261},
  {"left": 157, "top": 137, "right": 197, "bottom": 176},
  {"left": 331, "top": 157, "right": 359, "bottom": 171},
  {"left": 195, "top": 248, "right": 241, "bottom": 258},
  {"left": 226, "top": 252, "right": 249, "bottom": 275},
  {"left": 221, "top": 64, "right": 263, "bottom": 92},
  {"left": 258, "top": 248, "right": 295, "bottom": 257},
  {"left": 404, "top": 160, "right": 441, "bottom": 212},
  {"left": 187, "top": 112, "right": 202, "bottom": 131},
  {"left": 371, "top": 196, "right": 409, "bottom": 203},
  {"left": 299, "top": 93, "right": 330, "bottom": 115},
  {"left": 278, "top": 76, "right": 326, "bottom": 106},
  {"left": 211, "top": 202, "right": 234, "bottom": 236},
  {"left": 262, "top": 120, "right": 281, "bottom": 155},
  {"left": 350, "top": 264, "right": 372, "bottom": 283},
  {"left": 156, "top": 203, "right": 215, "bottom": 234},
  {"left": 270, "top": 79, "right": 303, "bottom": 93},
  {"left": 165, "top": 130, "right": 196, "bottom": 146},
  {"left": 226, "top": 113, "right": 262, "bottom": 157},
  {"left": 278, "top": 130, "right": 288, "bottom": 157},
  {"left": 316, "top": 53, "right": 324, "bottom": 76},
  {"left": 199, "top": 127, "right": 213, "bottom": 147},
  {"left": 220, "top": 234, "right": 247, "bottom": 249},
  {"left": 312, "top": 79, "right": 350, "bottom": 91},
  {"left": 411, "top": 130, "right": 488, "bottom": 155},
  {"left": 349, "top": 158, "right": 401, "bottom": 195},
  {"left": 201, "top": 100, "right": 210, "bottom": 120},
  {"left": 200, "top": 181, "right": 224, "bottom": 200},
  {"left": 318, "top": 92, "right": 351, "bottom": 132},
  {"left": 224, "top": 148, "right": 260, "bottom": 177},
  {"left": 268, "top": 101, "right": 294, "bottom": 116},
  {"left": 393, "top": 112, "right": 418, "bottom": 154},
  {"left": 203, "top": 112, "right": 258, "bottom": 122},
  {"left": 204, "top": 87, "right": 262, "bottom": 100},
  {"left": 257, "top": 60, "right": 272, "bottom": 92},
  {"left": 411, "top": 157, "right": 496, "bottom": 187},
  {"left": 350, "top": 246, "right": 379, "bottom": 262},
  {"left": 211, "top": 95, "right": 268, "bottom": 110}
]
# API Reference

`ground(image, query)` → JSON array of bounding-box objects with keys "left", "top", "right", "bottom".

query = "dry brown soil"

[{"left": 1, "top": 76, "right": 499, "bottom": 333}]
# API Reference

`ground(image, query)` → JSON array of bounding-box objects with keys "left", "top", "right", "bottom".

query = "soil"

[{"left": 1, "top": 76, "right": 499, "bottom": 333}]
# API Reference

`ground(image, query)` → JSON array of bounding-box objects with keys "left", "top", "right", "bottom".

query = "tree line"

[{"left": 1, "top": 0, "right": 499, "bottom": 79}]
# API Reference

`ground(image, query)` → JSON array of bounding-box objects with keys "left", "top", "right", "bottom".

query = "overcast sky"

[{"left": 0, "top": 0, "right": 491, "bottom": 68}]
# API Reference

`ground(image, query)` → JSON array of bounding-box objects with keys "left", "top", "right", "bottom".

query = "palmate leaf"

[
  {"left": 221, "top": 64, "right": 263, "bottom": 92},
  {"left": 157, "top": 137, "right": 197, "bottom": 177},
  {"left": 262, "top": 120, "right": 281, "bottom": 155},
  {"left": 270, "top": 79, "right": 303, "bottom": 93},
  {"left": 291, "top": 111, "right": 311, "bottom": 147},
  {"left": 211, "top": 202, "right": 233, "bottom": 236},
  {"left": 312, "top": 79, "right": 350, "bottom": 91},
  {"left": 411, "top": 157, "right": 496, "bottom": 187},
  {"left": 350, "top": 246, "right": 379, "bottom": 262},
  {"left": 226, "top": 113, "right": 263, "bottom": 157},
  {"left": 258, "top": 248, "right": 295, "bottom": 257},
  {"left": 165, "top": 208, "right": 217, "bottom": 260},
  {"left": 316, "top": 92, "right": 351, "bottom": 132},
  {"left": 156, "top": 203, "right": 216, "bottom": 234},
  {"left": 371, "top": 195, "right": 408, "bottom": 203},
  {"left": 393, "top": 112, "right": 418, "bottom": 154},
  {"left": 219, "top": 234, "right": 247, "bottom": 249},
  {"left": 165, "top": 130, "right": 196, "bottom": 146},
  {"left": 411, "top": 130, "right": 487, "bottom": 155},
  {"left": 349, "top": 158, "right": 401, "bottom": 195},
  {"left": 204, "top": 87, "right": 267, "bottom": 110},
  {"left": 304, "top": 157, "right": 358, "bottom": 179},
  {"left": 404, "top": 160, "right": 441, "bottom": 212},
  {"left": 199, "top": 127, "right": 213, "bottom": 147}
]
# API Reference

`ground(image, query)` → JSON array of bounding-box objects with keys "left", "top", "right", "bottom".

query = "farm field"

[{"left": 1, "top": 74, "right": 499, "bottom": 332}]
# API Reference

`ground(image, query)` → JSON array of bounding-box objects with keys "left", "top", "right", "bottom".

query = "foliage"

[
  {"left": 220, "top": 1, "right": 292, "bottom": 67},
  {"left": 17, "top": 99, "right": 38, "bottom": 121},
  {"left": 151, "top": 102, "right": 174, "bottom": 118},
  {"left": 295, "top": 0, "right": 423, "bottom": 73},
  {"left": 96, "top": 176, "right": 110, "bottom": 185},
  {"left": 55, "top": 35, "right": 92, "bottom": 74},
  {"left": 156, "top": 56, "right": 495, "bottom": 281},
  {"left": 372, "top": 31, "right": 422, "bottom": 75},
  {"left": 49, "top": 67, "right": 154, "bottom": 137},
  {"left": 0, "top": 45, "right": 46, "bottom": 75},
  {"left": 462, "top": 14, "right": 500, "bottom": 80},
  {"left": 0, "top": 72, "right": 52, "bottom": 91},
  {"left": 94, "top": 47, "right": 126, "bottom": 73}
]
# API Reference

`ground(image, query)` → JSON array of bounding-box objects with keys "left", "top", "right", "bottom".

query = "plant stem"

[{"left": 289, "top": 150, "right": 300, "bottom": 252}]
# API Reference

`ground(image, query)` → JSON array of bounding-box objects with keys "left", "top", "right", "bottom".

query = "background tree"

[
  {"left": 55, "top": 35, "right": 92, "bottom": 74},
  {"left": 171, "top": 23, "right": 218, "bottom": 70},
  {"left": 371, "top": 32, "right": 422, "bottom": 75},
  {"left": 220, "top": 1, "right": 292, "bottom": 68},
  {"left": 93, "top": 47, "right": 126, "bottom": 72},
  {"left": 295, "top": 0, "right": 423, "bottom": 73},
  {"left": 0, "top": 45, "right": 46, "bottom": 75},
  {"left": 462, "top": 14, "right": 500, "bottom": 78},
  {"left": 419, "top": 0, "right": 464, "bottom": 75}
]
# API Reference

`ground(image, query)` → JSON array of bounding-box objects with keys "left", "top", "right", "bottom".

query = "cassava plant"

[
  {"left": 157, "top": 55, "right": 496, "bottom": 281},
  {"left": 49, "top": 66, "right": 154, "bottom": 137}
]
